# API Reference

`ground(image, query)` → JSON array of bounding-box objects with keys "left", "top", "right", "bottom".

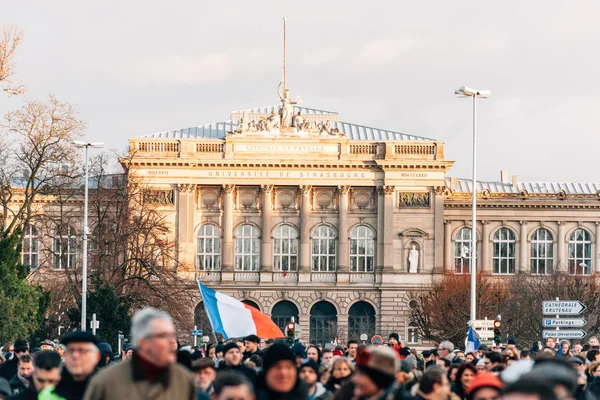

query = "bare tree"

[{"left": 0, "top": 25, "right": 25, "bottom": 96}]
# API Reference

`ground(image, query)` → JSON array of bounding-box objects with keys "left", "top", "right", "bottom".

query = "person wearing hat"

[
  {"left": 464, "top": 372, "right": 502, "bottom": 400},
  {"left": 254, "top": 343, "right": 307, "bottom": 400},
  {"left": 0, "top": 339, "right": 28, "bottom": 380},
  {"left": 387, "top": 333, "right": 402, "bottom": 357},
  {"left": 351, "top": 346, "right": 398, "bottom": 400},
  {"left": 95, "top": 342, "right": 114, "bottom": 369},
  {"left": 299, "top": 359, "right": 332, "bottom": 400},
  {"left": 218, "top": 342, "right": 257, "bottom": 384},
  {"left": 243, "top": 334, "right": 263, "bottom": 361},
  {"left": 83, "top": 307, "right": 195, "bottom": 400},
  {"left": 38, "top": 331, "right": 101, "bottom": 400},
  {"left": 191, "top": 358, "right": 216, "bottom": 398},
  {"left": 40, "top": 341, "right": 54, "bottom": 352}
]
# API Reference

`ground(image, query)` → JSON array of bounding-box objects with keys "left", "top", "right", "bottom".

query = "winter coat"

[
  {"left": 308, "top": 382, "right": 333, "bottom": 400},
  {"left": 38, "top": 368, "right": 96, "bottom": 400},
  {"left": 217, "top": 363, "right": 257, "bottom": 385},
  {"left": 254, "top": 373, "right": 308, "bottom": 400},
  {"left": 8, "top": 387, "right": 38, "bottom": 400},
  {"left": 0, "top": 358, "right": 17, "bottom": 380},
  {"left": 8, "top": 374, "right": 29, "bottom": 396},
  {"left": 83, "top": 356, "right": 196, "bottom": 400}
]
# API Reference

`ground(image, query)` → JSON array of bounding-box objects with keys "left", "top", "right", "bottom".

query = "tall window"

[
  {"left": 407, "top": 324, "right": 419, "bottom": 344},
  {"left": 235, "top": 224, "right": 259, "bottom": 271},
  {"left": 53, "top": 226, "right": 77, "bottom": 270},
  {"left": 531, "top": 228, "right": 553, "bottom": 275},
  {"left": 493, "top": 228, "right": 516, "bottom": 274},
  {"left": 273, "top": 225, "right": 298, "bottom": 272},
  {"left": 568, "top": 229, "right": 592, "bottom": 275},
  {"left": 350, "top": 225, "right": 375, "bottom": 272},
  {"left": 197, "top": 225, "right": 221, "bottom": 271},
  {"left": 454, "top": 228, "right": 477, "bottom": 274},
  {"left": 312, "top": 225, "right": 336, "bottom": 272},
  {"left": 22, "top": 225, "right": 39, "bottom": 269}
]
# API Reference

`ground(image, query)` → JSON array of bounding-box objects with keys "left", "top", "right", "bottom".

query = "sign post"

[
  {"left": 90, "top": 313, "right": 100, "bottom": 335},
  {"left": 542, "top": 299, "right": 587, "bottom": 340}
]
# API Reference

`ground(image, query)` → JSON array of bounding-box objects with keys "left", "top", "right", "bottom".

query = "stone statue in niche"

[{"left": 408, "top": 245, "right": 419, "bottom": 273}]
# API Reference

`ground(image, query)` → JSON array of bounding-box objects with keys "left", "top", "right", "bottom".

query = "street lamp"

[
  {"left": 72, "top": 140, "right": 104, "bottom": 332},
  {"left": 455, "top": 86, "right": 491, "bottom": 323}
]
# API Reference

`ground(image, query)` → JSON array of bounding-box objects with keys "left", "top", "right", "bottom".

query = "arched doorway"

[
  {"left": 348, "top": 301, "right": 376, "bottom": 342},
  {"left": 241, "top": 300, "right": 260, "bottom": 310},
  {"left": 194, "top": 301, "right": 214, "bottom": 339},
  {"left": 271, "top": 300, "right": 299, "bottom": 333},
  {"left": 310, "top": 301, "right": 337, "bottom": 345}
]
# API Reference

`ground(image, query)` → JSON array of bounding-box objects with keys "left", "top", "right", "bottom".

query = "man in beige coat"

[{"left": 84, "top": 308, "right": 195, "bottom": 400}]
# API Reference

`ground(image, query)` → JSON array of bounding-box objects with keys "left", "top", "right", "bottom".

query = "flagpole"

[{"left": 197, "top": 280, "right": 219, "bottom": 344}]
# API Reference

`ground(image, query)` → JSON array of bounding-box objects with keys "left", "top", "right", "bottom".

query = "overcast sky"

[{"left": 2, "top": 0, "right": 599, "bottom": 182}]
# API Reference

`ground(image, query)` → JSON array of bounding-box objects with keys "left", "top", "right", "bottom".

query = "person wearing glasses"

[
  {"left": 84, "top": 307, "right": 195, "bottom": 400},
  {"left": 38, "top": 331, "right": 101, "bottom": 400}
]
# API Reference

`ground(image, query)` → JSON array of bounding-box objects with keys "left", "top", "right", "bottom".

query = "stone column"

[
  {"left": 337, "top": 186, "right": 350, "bottom": 276},
  {"left": 519, "top": 221, "right": 528, "bottom": 273},
  {"left": 557, "top": 222, "right": 565, "bottom": 272},
  {"left": 383, "top": 186, "right": 395, "bottom": 272},
  {"left": 433, "top": 190, "right": 445, "bottom": 272},
  {"left": 596, "top": 222, "right": 600, "bottom": 274},
  {"left": 261, "top": 185, "right": 274, "bottom": 274},
  {"left": 444, "top": 221, "right": 452, "bottom": 271},
  {"left": 176, "top": 184, "right": 196, "bottom": 271},
  {"left": 376, "top": 187, "right": 385, "bottom": 271},
  {"left": 222, "top": 185, "right": 235, "bottom": 272},
  {"left": 481, "top": 221, "right": 491, "bottom": 273},
  {"left": 299, "top": 186, "right": 312, "bottom": 274}
]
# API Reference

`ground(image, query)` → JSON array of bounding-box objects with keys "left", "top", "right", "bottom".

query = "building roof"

[
  {"left": 138, "top": 105, "right": 435, "bottom": 142},
  {"left": 447, "top": 177, "right": 600, "bottom": 195}
]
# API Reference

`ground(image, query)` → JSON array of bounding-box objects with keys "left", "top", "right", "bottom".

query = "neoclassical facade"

[{"left": 125, "top": 103, "right": 600, "bottom": 345}]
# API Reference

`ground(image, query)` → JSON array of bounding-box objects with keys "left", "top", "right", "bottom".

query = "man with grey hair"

[
  {"left": 84, "top": 307, "right": 195, "bottom": 400},
  {"left": 437, "top": 341, "right": 455, "bottom": 362}
]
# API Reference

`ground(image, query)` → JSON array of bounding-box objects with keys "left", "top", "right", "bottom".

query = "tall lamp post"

[
  {"left": 72, "top": 140, "right": 104, "bottom": 331},
  {"left": 454, "top": 87, "right": 490, "bottom": 323}
]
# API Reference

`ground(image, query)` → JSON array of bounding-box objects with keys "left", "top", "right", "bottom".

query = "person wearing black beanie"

[
  {"left": 299, "top": 359, "right": 332, "bottom": 400},
  {"left": 255, "top": 344, "right": 307, "bottom": 400},
  {"left": 218, "top": 342, "right": 256, "bottom": 385}
]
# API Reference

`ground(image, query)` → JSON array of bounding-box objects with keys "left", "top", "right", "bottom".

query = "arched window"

[
  {"left": 568, "top": 229, "right": 592, "bottom": 275},
  {"left": 531, "top": 228, "right": 553, "bottom": 275},
  {"left": 312, "top": 225, "right": 336, "bottom": 272},
  {"left": 454, "top": 228, "right": 477, "bottom": 274},
  {"left": 273, "top": 225, "right": 298, "bottom": 272},
  {"left": 53, "top": 226, "right": 77, "bottom": 270},
  {"left": 348, "top": 301, "right": 375, "bottom": 342},
  {"left": 22, "top": 224, "right": 39, "bottom": 269},
  {"left": 493, "top": 228, "right": 516, "bottom": 274},
  {"left": 271, "top": 301, "right": 299, "bottom": 333},
  {"left": 197, "top": 225, "right": 221, "bottom": 271},
  {"left": 235, "top": 224, "right": 259, "bottom": 271},
  {"left": 310, "top": 301, "right": 337, "bottom": 345},
  {"left": 350, "top": 225, "right": 375, "bottom": 273}
]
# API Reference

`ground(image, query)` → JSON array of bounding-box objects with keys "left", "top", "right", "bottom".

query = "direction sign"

[
  {"left": 191, "top": 329, "right": 203, "bottom": 336},
  {"left": 543, "top": 318, "right": 587, "bottom": 328},
  {"left": 475, "top": 330, "right": 495, "bottom": 340},
  {"left": 542, "top": 300, "right": 586, "bottom": 315},
  {"left": 471, "top": 320, "right": 496, "bottom": 329},
  {"left": 542, "top": 330, "right": 587, "bottom": 339}
]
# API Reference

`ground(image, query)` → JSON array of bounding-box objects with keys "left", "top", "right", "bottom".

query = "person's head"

[
  {"left": 331, "top": 357, "right": 354, "bottom": 379},
  {"left": 96, "top": 342, "right": 113, "bottom": 366},
  {"left": 586, "top": 349, "right": 599, "bottom": 363},
  {"left": 13, "top": 339, "right": 29, "bottom": 356},
  {"left": 212, "top": 371, "right": 254, "bottom": 400},
  {"left": 465, "top": 372, "right": 502, "bottom": 400},
  {"left": 319, "top": 363, "right": 331, "bottom": 384},
  {"left": 352, "top": 346, "right": 399, "bottom": 398},
  {"left": 264, "top": 339, "right": 275, "bottom": 349},
  {"left": 347, "top": 340, "right": 358, "bottom": 358},
  {"left": 2, "top": 342, "right": 13, "bottom": 353},
  {"left": 322, "top": 349, "right": 333, "bottom": 364},
  {"left": 466, "top": 352, "right": 476, "bottom": 363},
  {"left": 560, "top": 340, "right": 570, "bottom": 355},
  {"left": 456, "top": 351, "right": 466, "bottom": 361},
  {"left": 192, "top": 358, "right": 217, "bottom": 392},
  {"left": 307, "top": 345, "right": 320, "bottom": 363},
  {"left": 40, "top": 340, "right": 54, "bottom": 352},
  {"left": 502, "top": 376, "right": 558, "bottom": 400},
  {"left": 477, "top": 344, "right": 489, "bottom": 359},
  {"left": 456, "top": 363, "right": 478, "bottom": 393},
  {"left": 243, "top": 335, "right": 260, "bottom": 354},
  {"left": 476, "top": 358, "right": 486, "bottom": 372},
  {"left": 567, "top": 356, "right": 586, "bottom": 375},
  {"left": 388, "top": 333, "right": 400, "bottom": 347},
  {"left": 235, "top": 340, "right": 246, "bottom": 354},
  {"left": 572, "top": 342, "right": 582, "bottom": 355},
  {"left": 520, "top": 350, "right": 530, "bottom": 360},
  {"left": 437, "top": 341, "right": 455, "bottom": 359},
  {"left": 590, "top": 362, "right": 600, "bottom": 377},
  {"left": 299, "top": 359, "right": 319, "bottom": 387},
  {"left": 526, "top": 359, "right": 578, "bottom": 400},
  {"left": 436, "top": 358, "right": 451, "bottom": 371},
  {"left": 223, "top": 343, "right": 242, "bottom": 367},
  {"left": 484, "top": 352, "right": 502, "bottom": 371},
  {"left": 589, "top": 336, "right": 599, "bottom": 347},
  {"left": 262, "top": 343, "right": 298, "bottom": 394},
  {"left": 56, "top": 344, "right": 65, "bottom": 358},
  {"left": 207, "top": 345, "right": 216, "bottom": 358},
  {"left": 216, "top": 345, "right": 224, "bottom": 360},
  {"left": 131, "top": 307, "right": 177, "bottom": 368},
  {"left": 32, "top": 351, "right": 61, "bottom": 393},
  {"left": 419, "top": 366, "right": 451, "bottom": 400},
  {"left": 449, "top": 364, "right": 460, "bottom": 382},
  {"left": 546, "top": 337, "right": 556, "bottom": 348},
  {"left": 17, "top": 354, "right": 33, "bottom": 379},
  {"left": 61, "top": 331, "right": 101, "bottom": 381}
]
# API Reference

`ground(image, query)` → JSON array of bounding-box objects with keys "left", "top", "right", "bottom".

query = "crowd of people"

[{"left": 1, "top": 309, "right": 600, "bottom": 400}]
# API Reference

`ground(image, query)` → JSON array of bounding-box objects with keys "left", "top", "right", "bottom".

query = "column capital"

[
  {"left": 481, "top": 220, "right": 491, "bottom": 225},
  {"left": 222, "top": 184, "right": 236, "bottom": 194},
  {"left": 261, "top": 184, "right": 274, "bottom": 194},
  {"left": 558, "top": 221, "right": 566, "bottom": 226},
  {"left": 177, "top": 184, "right": 197, "bottom": 193},
  {"left": 444, "top": 220, "right": 453, "bottom": 225},
  {"left": 299, "top": 185, "right": 312, "bottom": 195},
  {"left": 519, "top": 220, "right": 528, "bottom": 225},
  {"left": 337, "top": 185, "right": 351, "bottom": 195},
  {"left": 383, "top": 185, "right": 395, "bottom": 196}
]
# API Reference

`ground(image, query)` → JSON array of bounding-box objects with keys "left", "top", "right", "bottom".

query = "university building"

[{"left": 125, "top": 97, "right": 600, "bottom": 346}]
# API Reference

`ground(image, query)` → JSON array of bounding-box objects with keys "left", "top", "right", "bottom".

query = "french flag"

[{"left": 197, "top": 281, "right": 285, "bottom": 340}]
